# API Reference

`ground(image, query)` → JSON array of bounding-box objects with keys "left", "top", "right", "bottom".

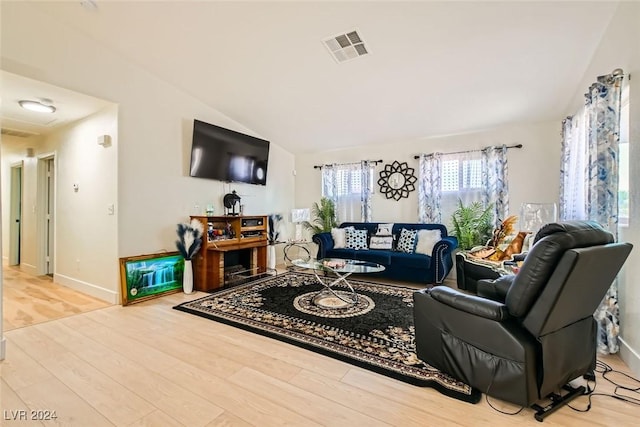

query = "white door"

[{"left": 9, "top": 163, "right": 23, "bottom": 265}]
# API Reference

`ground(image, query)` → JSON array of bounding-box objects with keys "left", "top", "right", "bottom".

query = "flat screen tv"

[{"left": 189, "top": 119, "right": 270, "bottom": 185}]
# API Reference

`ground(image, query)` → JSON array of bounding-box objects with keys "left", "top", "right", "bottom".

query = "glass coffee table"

[{"left": 291, "top": 258, "right": 385, "bottom": 306}]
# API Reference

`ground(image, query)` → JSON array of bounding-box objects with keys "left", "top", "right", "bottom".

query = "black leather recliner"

[{"left": 413, "top": 221, "right": 632, "bottom": 409}]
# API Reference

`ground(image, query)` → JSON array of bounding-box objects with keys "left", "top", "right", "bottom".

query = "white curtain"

[
  {"left": 560, "top": 110, "right": 588, "bottom": 220},
  {"left": 321, "top": 162, "right": 374, "bottom": 223}
]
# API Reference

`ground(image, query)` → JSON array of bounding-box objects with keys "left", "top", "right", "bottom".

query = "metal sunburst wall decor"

[{"left": 378, "top": 160, "right": 417, "bottom": 201}]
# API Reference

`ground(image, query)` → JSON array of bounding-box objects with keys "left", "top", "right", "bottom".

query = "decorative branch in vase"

[
  {"left": 267, "top": 213, "right": 283, "bottom": 270},
  {"left": 176, "top": 219, "right": 204, "bottom": 294}
]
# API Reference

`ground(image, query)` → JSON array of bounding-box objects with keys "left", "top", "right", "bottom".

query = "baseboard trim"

[
  {"left": 54, "top": 273, "right": 119, "bottom": 304},
  {"left": 619, "top": 336, "right": 640, "bottom": 378},
  {"left": 19, "top": 263, "right": 38, "bottom": 276}
]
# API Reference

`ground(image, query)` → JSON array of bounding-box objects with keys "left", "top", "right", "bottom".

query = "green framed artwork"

[{"left": 119, "top": 251, "right": 184, "bottom": 305}]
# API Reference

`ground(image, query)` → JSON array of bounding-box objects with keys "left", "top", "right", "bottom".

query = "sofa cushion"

[
  {"left": 415, "top": 229, "right": 442, "bottom": 256},
  {"left": 376, "top": 223, "right": 394, "bottom": 236},
  {"left": 345, "top": 228, "right": 368, "bottom": 250},
  {"left": 327, "top": 248, "right": 358, "bottom": 259},
  {"left": 331, "top": 227, "right": 347, "bottom": 249},
  {"left": 397, "top": 228, "right": 418, "bottom": 253},
  {"left": 355, "top": 250, "right": 392, "bottom": 266},
  {"left": 390, "top": 251, "right": 430, "bottom": 269},
  {"left": 370, "top": 235, "right": 393, "bottom": 250}
]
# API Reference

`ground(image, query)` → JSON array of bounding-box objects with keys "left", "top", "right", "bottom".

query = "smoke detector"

[{"left": 323, "top": 29, "right": 369, "bottom": 63}]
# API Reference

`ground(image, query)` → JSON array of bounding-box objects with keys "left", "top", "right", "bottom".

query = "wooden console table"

[{"left": 190, "top": 215, "right": 268, "bottom": 291}]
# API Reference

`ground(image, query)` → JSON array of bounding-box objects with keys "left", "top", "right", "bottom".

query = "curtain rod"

[
  {"left": 313, "top": 159, "right": 383, "bottom": 169},
  {"left": 413, "top": 144, "right": 523, "bottom": 159}
]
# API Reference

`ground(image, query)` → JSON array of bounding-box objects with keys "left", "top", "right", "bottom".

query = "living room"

[{"left": 1, "top": 1, "right": 639, "bottom": 425}]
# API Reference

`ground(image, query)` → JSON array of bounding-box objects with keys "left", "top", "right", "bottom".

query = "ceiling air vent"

[
  {"left": 323, "top": 30, "right": 369, "bottom": 63},
  {"left": 1, "top": 127, "right": 40, "bottom": 138}
]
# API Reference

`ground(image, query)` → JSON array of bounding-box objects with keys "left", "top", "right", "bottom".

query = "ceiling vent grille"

[
  {"left": 1, "top": 127, "right": 40, "bottom": 138},
  {"left": 323, "top": 30, "right": 369, "bottom": 63}
]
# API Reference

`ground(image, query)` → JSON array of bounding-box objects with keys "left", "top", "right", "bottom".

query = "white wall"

[
  {"left": 1, "top": 3, "right": 295, "bottom": 298},
  {"left": 45, "top": 106, "right": 119, "bottom": 301},
  {"left": 567, "top": 1, "right": 640, "bottom": 376},
  {"left": 295, "top": 120, "right": 561, "bottom": 230}
]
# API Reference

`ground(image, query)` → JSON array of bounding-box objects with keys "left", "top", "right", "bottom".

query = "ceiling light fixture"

[{"left": 18, "top": 100, "right": 56, "bottom": 114}]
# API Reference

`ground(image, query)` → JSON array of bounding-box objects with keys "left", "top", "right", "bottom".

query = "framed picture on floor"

[{"left": 119, "top": 251, "right": 184, "bottom": 306}]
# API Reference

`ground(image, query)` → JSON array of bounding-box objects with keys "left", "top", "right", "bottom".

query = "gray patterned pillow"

[
  {"left": 345, "top": 228, "right": 368, "bottom": 250},
  {"left": 397, "top": 228, "right": 417, "bottom": 253}
]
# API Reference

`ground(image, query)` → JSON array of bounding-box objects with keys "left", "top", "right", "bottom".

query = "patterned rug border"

[{"left": 173, "top": 272, "right": 481, "bottom": 404}]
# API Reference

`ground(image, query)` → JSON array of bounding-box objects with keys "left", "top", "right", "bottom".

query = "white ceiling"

[
  {"left": 0, "top": 70, "right": 112, "bottom": 138},
  {"left": 1, "top": 1, "right": 619, "bottom": 153}
]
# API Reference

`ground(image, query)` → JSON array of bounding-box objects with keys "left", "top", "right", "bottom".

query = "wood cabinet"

[{"left": 190, "top": 215, "right": 268, "bottom": 292}]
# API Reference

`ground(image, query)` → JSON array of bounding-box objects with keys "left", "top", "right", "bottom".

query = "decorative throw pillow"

[
  {"left": 369, "top": 235, "right": 394, "bottom": 250},
  {"left": 396, "top": 228, "right": 418, "bottom": 253},
  {"left": 331, "top": 227, "right": 347, "bottom": 249},
  {"left": 376, "top": 223, "right": 394, "bottom": 236},
  {"left": 345, "top": 228, "right": 368, "bottom": 250},
  {"left": 414, "top": 229, "right": 442, "bottom": 256}
]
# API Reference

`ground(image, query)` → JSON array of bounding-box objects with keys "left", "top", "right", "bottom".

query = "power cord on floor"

[{"left": 567, "top": 359, "right": 640, "bottom": 413}]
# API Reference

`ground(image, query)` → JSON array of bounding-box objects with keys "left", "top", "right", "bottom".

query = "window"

[
  {"left": 442, "top": 156, "right": 482, "bottom": 193},
  {"left": 440, "top": 152, "right": 484, "bottom": 224},
  {"left": 321, "top": 162, "right": 375, "bottom": 222},
  {"left": 335, "top": 168, "right": 371, "bottom": 196}
]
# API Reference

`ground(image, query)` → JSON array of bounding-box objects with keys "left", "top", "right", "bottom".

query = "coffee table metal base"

[{"left": 310, "top": 269, "right": 359, "bottom": 305}]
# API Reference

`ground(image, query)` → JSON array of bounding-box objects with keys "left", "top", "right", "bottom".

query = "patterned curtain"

[
  {"left": 481, "top": 145, "right": 509, "bottom": 227},
  {"left": 321, "top": 163, "right": 337, "bottom": 206},
  {"left": 360, "top": 160, "right": 374, "bottom": 222},
  {"left": 321, "top": 162, "right": 374, "bottom": 223},
  {"left": 417, "top": 153, "right": 442, "bottom": 223},
  {"left": 559, "top": 69, "right": 624, "bottom": 354}
]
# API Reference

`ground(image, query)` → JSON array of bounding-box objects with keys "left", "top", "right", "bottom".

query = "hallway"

[{"left": 2, "top": 266, "right": 111, "bottom": 331}]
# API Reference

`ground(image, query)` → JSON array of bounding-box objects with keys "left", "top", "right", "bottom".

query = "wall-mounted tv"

[{"left": 189, "top": 119, "right": 270, "bottom": 185}]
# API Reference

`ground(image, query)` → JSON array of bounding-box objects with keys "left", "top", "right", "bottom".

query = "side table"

[{"left": 283, "top": 240, "right": 311, "bottom": 268}]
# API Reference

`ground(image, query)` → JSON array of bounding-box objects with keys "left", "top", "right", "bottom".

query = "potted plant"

[
  {"left": 176, "top": 219, "right": 204, "bottom": 294},
  {"left": 450, "top": 199, "right": 494, "bottom": 251},
  {"left": 302, "top": 197, "right": 338, "bottom": 234},
  {"left": 267, "top": 213, "right": 283, "bottom": 269}
]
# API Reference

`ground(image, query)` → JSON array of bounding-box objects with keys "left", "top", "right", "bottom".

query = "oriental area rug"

[{"left": 173, "top": 271, "right": 481, "bottom": 403}]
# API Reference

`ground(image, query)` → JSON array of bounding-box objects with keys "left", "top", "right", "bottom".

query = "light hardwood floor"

[
  {"left": 2, "top": 266, "right": 112, "bottom": 331},
  {"left": 2, "top": 274, "right": 639, "bottom": 426}
]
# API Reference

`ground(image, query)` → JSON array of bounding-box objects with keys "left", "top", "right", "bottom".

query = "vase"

[
  {"left": 183, "top": 259, "right": 194, "bottom": 294},
  {"left": 267, "top": 245, "right": 277, "bottom": 270}
]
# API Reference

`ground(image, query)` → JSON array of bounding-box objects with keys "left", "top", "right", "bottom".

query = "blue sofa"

[{"left": 312, "top": 222, "right": 458, "bottom": 284}]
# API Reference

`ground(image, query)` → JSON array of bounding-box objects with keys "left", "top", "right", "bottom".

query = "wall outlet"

[{"left": 107, "top": 204, "right": 115, "bottom": 215}]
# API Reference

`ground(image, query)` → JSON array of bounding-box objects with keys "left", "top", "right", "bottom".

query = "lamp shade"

[{"left": 291, "top": 208, "right": 310, "bottom": 223}]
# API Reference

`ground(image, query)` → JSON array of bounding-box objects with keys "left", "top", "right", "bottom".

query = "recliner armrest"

[
  {"left": 477, "top": 275, "right": 515, "bottom": 302},
  {"left": 428, "top": 287, "right": 511, "bottom": 321}
]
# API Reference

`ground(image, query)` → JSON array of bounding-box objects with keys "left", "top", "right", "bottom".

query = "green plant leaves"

[{"left": 450, "top": 199, "right": 493, "bottom": 250}]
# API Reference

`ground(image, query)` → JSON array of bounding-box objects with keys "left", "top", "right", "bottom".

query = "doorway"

[
  {"left": 37, "top": 155, "right": 55, "bottom": 276},
  {"left": 9, "top": 162, "right": 23, "bottom": 265}
]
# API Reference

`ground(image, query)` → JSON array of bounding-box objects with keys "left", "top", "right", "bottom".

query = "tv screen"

[{"left": 189, "top": 119, "right": 270, "bottom": 185}]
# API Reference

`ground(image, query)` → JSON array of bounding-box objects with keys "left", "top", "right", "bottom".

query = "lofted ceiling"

[{"left": 1, "top": 1, "right": 619, "bottom": 153}]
